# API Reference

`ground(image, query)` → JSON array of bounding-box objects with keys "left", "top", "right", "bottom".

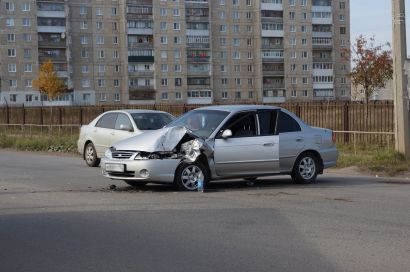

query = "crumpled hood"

[{"left": 112, "top": 126, "right": 190, "bottom": 153}]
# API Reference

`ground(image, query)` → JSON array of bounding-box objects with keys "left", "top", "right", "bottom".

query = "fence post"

[
  {"left": 79, "top": 107, "right": 83, "bottom": 126},
  {"left": 40, "top": 107, "right": 44, "bottom": 125},
  {"left": 296, "top": 103, "right": 301, "bottom": 117},
  {"left": 6, "top": 104, "right": 10, "bottom": 124},
  {"left": 22, "top": 104, "right": 25, "bottom": 125},
  {"left": 183, "top": 104, "right": 188, "bottom": 113},
  {"left": 343, "top": 102, "right": 349, "bottom": 143},
  {"left": 59, "top": 107, "right": 62, "bottom": 125}
]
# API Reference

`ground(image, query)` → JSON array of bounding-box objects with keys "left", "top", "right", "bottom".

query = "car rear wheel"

[
  {"left": 175, "top": 161, "right": 209, "bottom": 191},
  {"left": 124, "top": 181, "right": 147, "bottom": 188},
  {"left": 84, "top": 142, "right": 100, "bottom": 167},
  {"left": 291, "top": 152, "right": 319, "bottom": 184}
]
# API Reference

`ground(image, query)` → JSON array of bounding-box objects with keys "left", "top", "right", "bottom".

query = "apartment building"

[{"left": 0, "top": 0, "right": 350, "bottom": 106}]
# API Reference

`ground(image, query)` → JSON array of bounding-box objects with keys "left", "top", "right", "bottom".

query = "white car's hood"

[{"left": 112, "top": 126, "right": 189, "bottom": 153}]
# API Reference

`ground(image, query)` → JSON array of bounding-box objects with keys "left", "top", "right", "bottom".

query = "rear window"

[
  {"left": 276, "top": 111, "right": 301, "bottom": 133},
  {"left": 131, "top": 113, "right": 174, "bottom": 130}
]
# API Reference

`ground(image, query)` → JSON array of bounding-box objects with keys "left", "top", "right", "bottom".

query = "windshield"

[
  {"left": 131, "top": 113, "right": 174, "bottom": 130},
  {"left": 166, "top": 110, "right": 230, "bottom": 138}
]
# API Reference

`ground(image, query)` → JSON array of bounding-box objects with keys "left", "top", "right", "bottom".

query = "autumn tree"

[
  {"left": 33, "top": 59, "right": 66, "bottom": 103},
  {"left": 350, "top": 35, "right": 393, "bottom": 103}
]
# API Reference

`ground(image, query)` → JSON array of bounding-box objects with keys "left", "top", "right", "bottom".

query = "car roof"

[
  {"left": 194, "top": 105, "right": 281, "bottom": 113},
  {"left": 104, "top": 109, "right": 170, "bottom": 114}
]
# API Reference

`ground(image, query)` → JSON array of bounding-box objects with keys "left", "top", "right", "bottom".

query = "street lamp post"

[{"left": 392, "top": 0, "right": 410, "bottom": 157}]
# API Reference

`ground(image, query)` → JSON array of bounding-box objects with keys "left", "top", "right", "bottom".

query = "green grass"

[
  {"left": 0, "top": 134, "right": 77, "bottom": 153},
  {"left": 337, "top": 144, "right": 410, "bottom": 176}
]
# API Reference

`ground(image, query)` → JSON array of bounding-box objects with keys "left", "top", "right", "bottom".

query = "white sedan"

[{"left": 78, "top": 109, "right": 174, "bottom": 167}]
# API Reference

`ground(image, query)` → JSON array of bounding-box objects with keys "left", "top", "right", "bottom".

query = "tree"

[
  {"left": 33, "top": 59, "right": 66, "bottom": 103},
  {"left": 350, "top": 35, "right": 393, "bottom": 103}
]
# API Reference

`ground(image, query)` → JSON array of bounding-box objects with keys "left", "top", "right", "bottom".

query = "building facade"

[{"left": 0, "top": 0, "right": 350, "bottom": 106}]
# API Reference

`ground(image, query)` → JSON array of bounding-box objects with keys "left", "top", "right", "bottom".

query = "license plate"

[{"left": 105, "top": 163, "right": 125, "bottom": 172}]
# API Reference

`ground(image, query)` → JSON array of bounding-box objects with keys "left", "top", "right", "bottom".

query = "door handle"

[
  {"left": 263, "top": 143, "right": 274, "bottom": 147},
  {"left": 296, "top": 138, "right": 304, "bottom": 142}
]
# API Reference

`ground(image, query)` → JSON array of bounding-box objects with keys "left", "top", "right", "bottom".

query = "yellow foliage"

[{"left": 33, "top": 59, "right": 66, "bottom": 101}]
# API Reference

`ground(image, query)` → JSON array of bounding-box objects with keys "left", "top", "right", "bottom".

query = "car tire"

[
  {"left": 291, "top": 152, "right": 319, "bottom": 184},
  {"left": 124, "top": 181, "right": 147, "bottom": 188},
  {"left": 84, "top": 142, "right": 100, "bottom": 167},
  {"left": 175, "top": 161, "right": 209, "bottom": 191}
]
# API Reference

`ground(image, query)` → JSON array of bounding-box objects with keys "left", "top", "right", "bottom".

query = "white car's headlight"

[{"left": 104, "top": 149, "right": 112, "bottom": 159}]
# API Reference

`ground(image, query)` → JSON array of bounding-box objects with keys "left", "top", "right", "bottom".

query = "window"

[
  {"left": 176, "top": 92, "right": 182, "bottom": 100},
  {"left": 10, "top": 94, "right": 17, "bottom": 102},
  {"left": 221, "top": 112, "right": 257, "bottom": 138},
  {"left": 114, "top": 93, "right": 120, "bottom": 102},
  {"left": 98, "top": 79, "right": 106, "bottom": 87},
  {"left": 161, "top": 78, "right": 168, "bottom": 86},
  {"left": 96, "top": 7, "right": 103, "bottom": 16},
  {"left": 8, "top": 48, "right": 16, "bottom": 57},
  {"left": 6, "top": 2, "right": 15, "bottom": 11},
  {"left": 96, "top": 113, "right": 117, "bottom": 129},
  {"left": 111, "top": 7, "right": 117, "bottom": 16},
  {"left": 174, "top": 36, "right": 181, "bottom": 44},
  {"left": 7, "top": 33, "right": 15, "bottom": 42},
  {"left": 258, "top": 111, "right": 278, "bottom": 136},
  {"left": 291, "top": 90, "right": 297, "bottom": 97},
  {"left": 23, "top": 33, "right": 31, "bottom": 42},
  {"left": 22, "top": 18, "right": 30, "bottom": 27},
  {"left": 8, "top": 63, "right": 16, "bottom": 72},
  {"left": 82, "top": 79, "right": 90, "bottom": 87},
  {"left": 24, "top": 64, "right": 32, "bottom": 72},
  {"left": 22, "top": 3, "right": 30, "bottom": 11},
  {"left": 161, "top": 92, "right": 168, "bottom": 100},
  {"left": 175, "top": 78, "right": 182, "bottom": 86},
  {"left": 340, "top": 27, "right": 346, "bottom": 35},
  {"left": 173, "top": 23, "right": 180, "bottom": 30},
  {"left": 115, "top": 114, "right": 133, "bottom": 131},
  {"left": 96, "top": 21, "right": 103, "bottom": 30},
  {"left": 173, "top": 8, "right": 180, "bottom": 16},
  {"left": 289, "top": 0, "right": 295, "bottom": 6},
  {"left": 160, "top": 8, "right": 167, "bottom": 16},
  {"left": 97, "top": 50, "right": 105, "bottom": 58},
  {"left": 6, "top": 18, "right": 15, "bottom": 27},
  {"left": 276, "top": 111, "right": 301, "bottom": 133},
  {"left": 24, "top": 48, "right": 31, "bottom": 58},
  {"left": 96, "top": 36, "right": 104, "bottom": 44},
  {"left": 302, "top": 90, "right": 308, "bottom": 96},
  {"left": 9, "top": 80, "right": 17, "bottom": 88},
  {"left": 80, "top": 6, "right": 87, "bottom": 15},
  {"left": 81, "top": 65, "right": 89, "bottom": 73},
  {"left": 114, "top": 79, "right": 120, "bottom": 87},
  {"left": 26, "top": 95, "right": 33, "bottom": 102},
  {"left": 340, "top": 2, "right": 345, "bottom": 9},
  {"left": 160, "top": 36, "right": 167, "bottom": 44},
  {"left": 24, "top": 79, "right": 32, "bottom": 87},
  {"left": 80, "top": 21, "right": 88, "bottom": 29},
  {"left": 80, "top": 36, "right": 88, "bottom": 44},
  {"left": 160, "top": 22, "right": 167, "bottom": 30}
]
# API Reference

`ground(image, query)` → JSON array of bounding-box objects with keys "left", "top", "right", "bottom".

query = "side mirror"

[
  {"left": 221, "top": 129, "right": 232, "bottom": 139},
  {"left": 120, "top": 124, "right": 134, "bottom": 132}
]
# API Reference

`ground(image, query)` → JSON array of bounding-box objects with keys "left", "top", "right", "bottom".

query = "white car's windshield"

[{"left": 166, "top": 110, "right": 230, "bottom": 138}]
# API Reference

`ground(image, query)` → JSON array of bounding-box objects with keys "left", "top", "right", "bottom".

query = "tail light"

[{"left": 332, "top": 131, "right": 336, "bottom": 143}]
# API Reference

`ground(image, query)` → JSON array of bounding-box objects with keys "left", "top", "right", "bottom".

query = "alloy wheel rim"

[
  {"left": 86, "top": 145, "right": 95, "bottom": 163},
  {"left": 181, "top": 165, "right": 203, "bottom": 190},
  {"left": 299, "top": 157, "right": 316, "bottom": 180}
]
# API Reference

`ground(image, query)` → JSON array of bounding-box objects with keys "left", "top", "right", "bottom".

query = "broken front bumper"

[{"left": 101, "top": 157, "right": 181, "bottom": 183}]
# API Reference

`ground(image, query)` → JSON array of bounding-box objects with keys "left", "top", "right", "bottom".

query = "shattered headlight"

[{"left": 181, "top": 139, "right": 203, "bottom": 162}]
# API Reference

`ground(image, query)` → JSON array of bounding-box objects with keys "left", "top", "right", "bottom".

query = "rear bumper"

[
  {"left": 101, "top": 157, "right": 180, "bottom": 183},
  {"left": 321, "top": 147, "right": 339, "bottom": 169}
]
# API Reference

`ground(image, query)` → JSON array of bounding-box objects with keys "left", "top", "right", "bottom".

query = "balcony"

[
  {"left": 127, "top": 28, "right": 153, "bottom": 35},
  {"left": 262, "top": 50, "right": 284, "bottom": 62},
  {"left": 186, "top": 29, "right": 209, "bottom": 36},
  {"left": 312, "top": 16, "right": 332, "bottom": 25},
  {"left": 312, "top": 37, "right": 333, "bottom": 49},
  {"left": 185, "top": 0, "right": 209, "bottom": 8},
  {"left": 39, "top": 55, "right": 67, "bottom": 63},
  {"left": 312, "top": 5, "right": 332, "bottom": 13},
  {"left": 313, "top": 68, "right": 333, "bottom": 77},
  {"left": 313, "top": 57, "right": 333, "bottom": 63},
  {"left": 262, "top": 89, "right": 286, "bottom": 103},
  {"left": 312, "top": 31, "right": 332, "bottom": 38},
  {"left": 129, "top": 85, "right": 155, "bottom": 91},
  {"left": 187, "top": 56, "right": 210, "bottom": 63},
  {"left": 313, "top": 83, "right": 334, "bottom": 90},
  {"left": 38, "top": 39, "right": 66, "bottom": 48},
  {"left": 263, "top": 70, "right": 284, "bottom": 76},
  {"left": 187, "top": 70, "right": 211, "bottom": 76},
  {"left": 261, "top": 0, "right": 283, "bottom": 11},
  {"left": 261, "top": 30, "right": 284, "bottom": 37},
  {"left": 187, "top": 43, "right": 210, "bottom": 49},
  {"left": 128, "top": 56, "right": 154, "bottom": 62},
  {"left": 263, "top": 83, "right": 285, "bottom": 89},
  {"left": 37, "top": 11, "right": 65, "bottom": 18},
  {"left": 186, "top": 15, "right": 209, "bottom": 22},
  {"left": 261, "top": 43, "right": 283, "bottom": 50},
  {"left": 129, "top": 88, "right": 156, "bottom": 101},
  {"left": 128, "top": 70, "right": 154, "bottom": 77},
  {"left": 38, "top": 26, "right": 66, "bottom": 33}
]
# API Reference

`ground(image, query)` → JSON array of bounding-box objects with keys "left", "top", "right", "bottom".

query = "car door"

[
  {"left": 111, "top": 113, "right": 136, "bottom": 145},
  {"left": 93, "top": 112, "right": 118, "bottom": 155},
  {"left": 214, "top": 111, "right": 280, "bottom": 177},
  {"left": 277, "top": 110, "right": 305, "bottom": 172}
]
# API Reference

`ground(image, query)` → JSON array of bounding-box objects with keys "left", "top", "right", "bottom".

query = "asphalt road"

[{"left": 0, "top": 150, "right": 409, "bottom": 272}]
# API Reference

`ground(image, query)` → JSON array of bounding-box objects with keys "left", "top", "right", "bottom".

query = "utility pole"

[{"left": 392, "top": 0, "right": 410, "bottom": 158}]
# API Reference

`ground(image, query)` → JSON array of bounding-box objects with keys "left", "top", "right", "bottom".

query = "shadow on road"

[{"left": 104, "top": 174, "right": 396, "bottom": 194}]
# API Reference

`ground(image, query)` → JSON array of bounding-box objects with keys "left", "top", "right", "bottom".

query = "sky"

[{"left": 350, "top": 0, "right": 410, "bottom": 53}]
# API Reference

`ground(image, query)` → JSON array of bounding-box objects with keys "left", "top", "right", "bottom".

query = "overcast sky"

[{"left": 350, "top": 0, "right": 410, "bottom": 53}]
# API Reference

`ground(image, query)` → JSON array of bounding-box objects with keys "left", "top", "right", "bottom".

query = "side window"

[
  {"left": 276, "top": 111, "right": 301, "bottom": 133},
  {"left": 258, "top": 110, "right": 278, "bottom": 136},
  {"left": 95, "top": 113, "right": 117, "bottom": 129},
  {"left": 221, "top": 112, "right": 257, "bottom": 138},
  {"left": 115, "top": 113, "right": 133, "bottom": 131}
]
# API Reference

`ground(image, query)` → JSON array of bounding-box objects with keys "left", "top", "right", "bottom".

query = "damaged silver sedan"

[{"left": 101, "top": 105, "right": 339, "bottom": 191}]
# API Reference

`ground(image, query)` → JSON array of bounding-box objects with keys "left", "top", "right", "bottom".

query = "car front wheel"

[
  {"left": 84, "top": 142, "right": 100, "bottom": 167},
  {"left": 175, "top": 161, "right": 209, "bottom": 191},
  {"left": 291, "top": 152, "right": 319, "bottom": 184}
]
